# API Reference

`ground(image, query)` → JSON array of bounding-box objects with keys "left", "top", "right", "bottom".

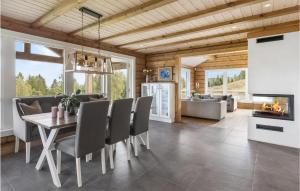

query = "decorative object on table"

[
  {"left": 58, "top": 105, "right": 64, "bottom": 119},
  {"left": 60, "top": 89, "right": 81, "bottom": 115},
  {"left": 158, "top": 67, "right": 172, "bottom": 81},
  {"left": 143, "top": 68, "right": 153, "bottom": 83},
  {"left": 65, "top": 7, "right": 113, "bottom": 75},
  {"left": 51, "top": 106, "right": 58, "bottom": 118}
]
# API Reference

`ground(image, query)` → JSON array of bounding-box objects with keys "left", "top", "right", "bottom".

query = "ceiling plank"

[
  {"left": 1, "top": 16, "right": 144, "bottom": 58},
  {"left": 69, "top": 0, "right": 177, "bottom": 35},
  {"left": 119, "top": 5, "right": 300, "bottom": 48},
  {"left": 31, "top": 0, "right": 88, "bottom": 28},
  {"left": 138, "top": 20, "right": 300, "bottom": 51},
  {"left": 148, "top": 40, "right": 248, "bottom": 57},
  {"left": 102, "top": 0, "right": 268, "bottom": 41}
]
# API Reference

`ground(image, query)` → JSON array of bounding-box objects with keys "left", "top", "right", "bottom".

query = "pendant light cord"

[
  {"left": 81, "top": 10, "right": 84, "bottom": 56},
  {"left": 98, "top": 17, "right": 101, "bottom": 56}
]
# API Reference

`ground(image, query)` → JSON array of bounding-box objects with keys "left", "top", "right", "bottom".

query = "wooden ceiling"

[{"left": 1, "top": 0, "right": 299, "bottom": 55}]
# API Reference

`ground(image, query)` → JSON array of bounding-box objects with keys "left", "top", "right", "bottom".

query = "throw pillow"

[
  {"left": 89, "top": 97, "right": 107, "bottom": 101},
  {"left": 19, "top": 100, "right": 42, "bottom": 115}
]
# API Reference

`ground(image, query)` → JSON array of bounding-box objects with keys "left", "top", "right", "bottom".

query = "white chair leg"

[
  {"left": 25, "top": 142, "right": 31, "bottom": 163},
  {"left": 76, "top": 158, "right": 82, "bottom": 187},
  {"left": 101, "top": 148, "right": 106, "bottom": 174},
  {"left": 126, "top": 138, "right": 131, "bottom": 161},
  {"left": 14, "top": 137, "right": 20, "bottom": 153},
  {"left": 146, "top": 131, "right": 150, "bottom": 150},
  {"left": 57, "top": 150, "right": 61, "bottom": 174},
  {"left": 139, "top": 135, "right": 146, "bottom": 145},
  {"left": 134, "top": 136, "right": 138, "bottom": 157},
  {"left": 109, "top": 145, "right": 114, "bottom": 169}
]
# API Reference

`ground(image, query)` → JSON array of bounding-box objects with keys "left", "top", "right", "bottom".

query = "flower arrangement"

[{"left": 143, "top": 68, "right": 152, "bottom": 83}]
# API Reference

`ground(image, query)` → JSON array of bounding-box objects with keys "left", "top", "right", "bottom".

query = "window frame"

[
  {"left": 205, "top": 68, "right": 248, "bottom": 100},
  {"left": 181, "top": 68, "right": 191, "bottom": 99}
]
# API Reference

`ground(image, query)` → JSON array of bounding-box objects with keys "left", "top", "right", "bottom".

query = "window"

[
  {"left": 73, "top": 73, "right": 87, "bottom": 94},
  {"left": 15, "top": 41, "right": 64, "bottom": 97},
  {"left": 180, "top": 68, "right": 191, "bottom": 99},
  {"left": 207, "top": 70, "right": 224, "bottom": 95},
  {"left": 110, "top": 69, "right": 127, "bottom": 100},
  {"left": 205, "top": 68, "right": 248, "bottom": 100}
]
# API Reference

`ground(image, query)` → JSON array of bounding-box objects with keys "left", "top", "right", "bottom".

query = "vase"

[{"left": 146, "top": 75, "right": 149, "bottom": 83}]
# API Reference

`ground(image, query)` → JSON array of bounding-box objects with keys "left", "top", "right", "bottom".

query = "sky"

[{"left": 16, "top": 41, "right": 86, "bottom": 86}]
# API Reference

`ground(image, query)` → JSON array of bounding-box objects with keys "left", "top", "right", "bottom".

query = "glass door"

[
  {"left": 109, "top": 62, "right": 130, "bottom": 100},
  {"left": 149, "top": 84, "right": 159, "bottom": 117},
  {"left": 159, "top": 84, "right": 170, "bottom": 118},
  {"left": 142, "top": 84, "right": 149, "bottom": 96}
]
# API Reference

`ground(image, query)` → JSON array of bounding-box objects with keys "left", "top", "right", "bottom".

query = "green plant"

[{"left": 60, "top": 89, "right": 81, "bottom": 115}]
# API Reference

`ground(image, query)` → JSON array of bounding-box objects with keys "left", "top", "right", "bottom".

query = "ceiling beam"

[
  {"left": 148, "top": 40, "right": 248, "bottom": 57},
  {"left": 138, "top": 20, "right": 300, "bottom": 51},
  {"left": 119, "top": 5, "right": 300, "bottom": 48},
  {"left": 247, "top": 21, "right": 300, "bottom": 38},
  {"left": 102, "top": 0, "right": 268, "bottom": 41},
  {"left": 31, "top": 0, "right": 88, "bottom": 28},
  {"left": 1, "top": 16, "right": 144, "bottom": 58},
  {"left": 69, "top": 0, "right": 177, "bottom": 35}
]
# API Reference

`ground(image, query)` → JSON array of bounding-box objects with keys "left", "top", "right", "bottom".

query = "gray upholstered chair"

[
  {"left": 106, "top": 98, "right": 133, "bottom": 169},
  {"left": 55, "top": 101, "right": 109, "bottom": 187},
  {"left": 130, "top": 96, "right": 153, "bottom": 156},
  {"left": 12, "top": 94, "right": 104, "bottom": 163}
]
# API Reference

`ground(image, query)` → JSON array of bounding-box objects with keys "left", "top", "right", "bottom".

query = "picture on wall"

[{"left": 158, "top": 67, "right": 172, "bottom": 81}]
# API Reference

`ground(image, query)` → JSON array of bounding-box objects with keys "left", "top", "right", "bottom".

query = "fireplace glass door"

[{"left": 252, "top": 94, "right": 294, "bottom": 121}]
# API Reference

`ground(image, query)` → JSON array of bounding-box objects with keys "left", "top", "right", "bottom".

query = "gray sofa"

[
  {"left": 181, "top": 99, "right": 227, "bottom": 120},
  {"left": 12, "top": 94, "right": 104, "bottom": 163}
]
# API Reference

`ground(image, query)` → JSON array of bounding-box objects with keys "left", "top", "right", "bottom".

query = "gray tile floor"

[{"left": 2, "top": 110, "right": 299, "bottom": 191}]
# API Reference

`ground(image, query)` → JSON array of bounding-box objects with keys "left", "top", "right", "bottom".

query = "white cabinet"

[{"left": 142, "top": 83, "right": 175, "bottom": 123}]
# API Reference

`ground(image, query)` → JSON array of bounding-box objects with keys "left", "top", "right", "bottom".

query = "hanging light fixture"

[{"left": 66, "top": 7, "right": 113, "bottom": 74}]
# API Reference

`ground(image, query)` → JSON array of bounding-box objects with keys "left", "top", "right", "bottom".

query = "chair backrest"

[
  {"left": 107, "top": 98, "right": 133, "bottom": 144},
  {"left": 75, "top": 101, "right": 109, "bottom": 157},
  {"left": 132, "top": 96, "right": 153, "bottom": 135}
]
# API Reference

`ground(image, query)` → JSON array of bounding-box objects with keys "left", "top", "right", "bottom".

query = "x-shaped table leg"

[{"left": 35, "top": 126, "right": 61, "bottom": 187}]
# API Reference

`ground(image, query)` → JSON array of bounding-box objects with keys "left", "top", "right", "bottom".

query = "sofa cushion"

[{"left": 19, "top": 100, "right": 42, "bottom": 115}]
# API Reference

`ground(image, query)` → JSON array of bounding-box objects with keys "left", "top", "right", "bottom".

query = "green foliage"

[
  {"left": 60, "top": 90, "right": 81, "bottom": 115},
  {"left": 93, "top": 75, "right": 101, "bottom": 93},
  {"left": 16, "top": 73, "right": 32, "bottom": 96},
  {"left": 111, "top": 71, "right": 126, "bottom": 100},
  {"left": 16, "top": 72, "right": 63, "bottom": 97},
  {"left": 208, "top": 75, "right": 223, "bottom": 87},
  {"left": 208, "top": 71, "right": 246, "bottom": 87},
  {"left": 73, "top": 77, "right": 86, "bottom": 94}
]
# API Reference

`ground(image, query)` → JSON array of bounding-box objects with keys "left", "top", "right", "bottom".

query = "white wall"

[
  {"left": 248, "top": 31, "right": 300, "bottom": 148},
  {"left": 0, "top": 29, "right": 136, "bottom": 136}
]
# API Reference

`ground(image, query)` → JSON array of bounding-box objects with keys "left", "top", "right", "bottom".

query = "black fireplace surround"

[{"left": 252, "top": 94, "right": 294, "bottom": 121}]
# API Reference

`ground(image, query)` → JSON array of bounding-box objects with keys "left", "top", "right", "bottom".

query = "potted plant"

[{"left": 60, "top": 89, "right": 81, "bottom": 115}]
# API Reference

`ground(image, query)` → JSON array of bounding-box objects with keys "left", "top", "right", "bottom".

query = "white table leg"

[{"left": 36, "top": 126, "right": 61, "bottom": 187}]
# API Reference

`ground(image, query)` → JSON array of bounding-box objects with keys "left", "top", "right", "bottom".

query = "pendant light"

[{"left": 66, "top": 7, "right": 113, "bottom": 74}]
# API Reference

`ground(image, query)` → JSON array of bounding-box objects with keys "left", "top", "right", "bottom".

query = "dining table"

[{"left": 22, "top": 112, "right": 77, "bottom": 188}]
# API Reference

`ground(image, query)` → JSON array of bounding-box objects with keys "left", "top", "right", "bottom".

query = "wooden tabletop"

[{"left": 22, "top": 113, "right": 77, "bottom": 130}]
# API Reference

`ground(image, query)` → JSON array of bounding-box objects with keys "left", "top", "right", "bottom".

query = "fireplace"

[{"left": 252, "top": 94, "right": 294, "bottom": 121}]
